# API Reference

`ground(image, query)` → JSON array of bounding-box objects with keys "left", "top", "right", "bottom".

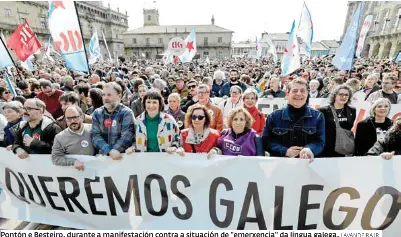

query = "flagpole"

[
  {"left": 349, "top": 1, "right": 365, "bottom": 77},
  {"left": 0, "top": 36, "right": 24, "bottom": 82},
  {"left": 74, "top": 1, "right": 91, "bottom": 74}
]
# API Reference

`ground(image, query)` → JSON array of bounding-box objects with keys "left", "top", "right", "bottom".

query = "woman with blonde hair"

[
  {"left": 368, "top": 116, "right": 401, "bottom": 159},
  {"left": 180, "top": 104, "right": 220, "bottom": 153},
  {"left": 166, "top": 93, "right": 185, "bottom": 130},
  {"left": 354, "top": 98, "right": 392, "bottom": 156},
  {"left": 207, "top": 107, "right": 263, "bottom": 158}
]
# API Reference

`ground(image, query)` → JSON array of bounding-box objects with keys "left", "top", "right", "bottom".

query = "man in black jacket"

[{"left": 12, "top": 98, "right": 62, "bottom": 158}]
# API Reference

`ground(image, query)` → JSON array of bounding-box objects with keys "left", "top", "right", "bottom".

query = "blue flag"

[
  {"left": 0, "top": 38, "right": 13, "bottom": 69},
  {"left": 4, "top": 73, "right": 17, "bottom": 97},
  {"left": 332, "top": 2, "right": 364, "bottom": 71}
]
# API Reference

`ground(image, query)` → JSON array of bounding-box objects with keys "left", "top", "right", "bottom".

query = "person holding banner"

[
  {"left": 51, "top": 105, "right": 95, "bottom": 170},
  {"left": 92, "top": 82, "right": 135, "bottom": 159},
  {"left": 181, "top": 104, "right": 220, "bottom": 153},
  {"left": 11, "top": 98, "right": 62, "bottom": 158},
  {"left": 3, "top": 101, "right": 24, "bottom": 147},
  {"left": 126, "top": 90, "right": 182, "bottom": 155},
  {"left": 208, "top": 107, "right": 263, "bottom": 158},
  {"left": 318, "top": 85, "right": 356, "bottom": 157},
  {"left": 367, "top": 117, "right": 401, "bottom": 159},
  {"left": 242, "top": 88, "right": 265, "bottom": 136},
  {"left": 262, "top": 78, "right": 325, "bottom": 159},
  {"left": 354, "top": 98, "right": 392, "bottom": 156}
]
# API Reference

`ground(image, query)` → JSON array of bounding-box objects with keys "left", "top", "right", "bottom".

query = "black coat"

[
  {"left": 318, "top": 105, "right": 356, "bottom": 157},
  {"left": 367, "top": 131, "right": 401, "bottom": 156},
  {"left": 354, "top": 116, "right": 392, "bottom": 156}
]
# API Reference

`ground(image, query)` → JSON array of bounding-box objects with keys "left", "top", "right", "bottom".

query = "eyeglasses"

[
  {"left": 3, "top": 91, "right": 10, "bottom": 94},
  {"left": 188, "top": 85, "right": 196, "bottom": 89},
  {"left": 337, "top": 93, "right": 350, "bottom": 97},
  {"left": 66, "top": 116, "right": 81, "bottom": 121},
  {"left": 191, "top": 115, "right": 205, "bottom": 120},
  {"left": 24, "top": 107, "right": 41, "bottom": 111}
]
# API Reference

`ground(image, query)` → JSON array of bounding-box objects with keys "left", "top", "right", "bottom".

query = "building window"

[
  {"left": 204, "top": 37, "right": 208, "bottom": 46},
  {"left": 218, "top": 37, "right": 222, "bottom": 43},
  {"left": 158, "top": 38, "right": 163, "bottom": 44},
  {"left": 4, "top": 8, "right": 11, "bottom": 16},
  {"left": 133, "top": 38, "right": 137, "bottom": 44},
  {"left": 146, "top": 38, "right": 150, "bottom": 45},
  {"left": 148, "top": 15, "right": 151, "bottom": 21},
  {"left": 203, "top": 51, "right": 209, "bottom": 56}
]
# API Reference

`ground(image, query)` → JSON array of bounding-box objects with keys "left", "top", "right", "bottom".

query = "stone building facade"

[
  {"left": 122, "top": 8, "right": 233, "bottom": 60},
  {"left": 0, "top": 1, "right": 128, "bottom": 60},
  {"left": 343, "top": 1, "right": 401, "bottom": 58}
]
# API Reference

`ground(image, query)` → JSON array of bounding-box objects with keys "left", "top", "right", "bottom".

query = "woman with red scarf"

[{"left": 242, "top": 88, "right": 265, "bottom": 136}]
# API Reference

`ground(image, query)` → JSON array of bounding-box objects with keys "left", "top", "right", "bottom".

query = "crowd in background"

[{"left": 0, "top": 55, "right": 400, "bottom": 170}]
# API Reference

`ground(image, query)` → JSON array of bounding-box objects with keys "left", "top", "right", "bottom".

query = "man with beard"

[
  {"left": 11, "top": 98, "right": 62, "bottom": 158},
  {"left": 219, "top": 69, "right": 247, "bottom": 97},
  {"left": 92, "top": 82, "right": 135, "bottom": 160},
  {"left": 37, "top": 79, "right": 64, "bottom": 119},
  {"left": 52, "top": 105, "right": 95, "bottom": 170}
]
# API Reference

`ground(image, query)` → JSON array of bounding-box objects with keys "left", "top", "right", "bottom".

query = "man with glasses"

[
  {"left": 36, "top": 79, "right": 64, "bottom": 118},
  {"left": 182, "top": 79, "right": 198, "bottom": 112},
  {"left": 187, "top": 84, "right": 223, "bottom": 131},
  {"left": 366, "top": 76, "right": 401, "bottom": 104},
  {"left": 11, "top": 98, "right": 62, "bottom": 158},
  {"left": 262, "top": 79, "right": 325, "bottom": 160},
  {"left": 52, "top": 105, "right": 95, "bottom": 171}
]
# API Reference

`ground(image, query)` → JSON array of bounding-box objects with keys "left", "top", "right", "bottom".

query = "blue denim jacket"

[{"left": 262, "top": 105, "right": 325, "bottom": 157}]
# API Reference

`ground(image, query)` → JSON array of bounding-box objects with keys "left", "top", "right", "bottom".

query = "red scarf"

[{"left": 246, "top": 106, "right": 259, "bottom": 119}]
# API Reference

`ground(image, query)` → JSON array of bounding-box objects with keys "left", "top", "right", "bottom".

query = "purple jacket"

[{"left": 217, "top": 129, "right": 257, "bottom": 156}]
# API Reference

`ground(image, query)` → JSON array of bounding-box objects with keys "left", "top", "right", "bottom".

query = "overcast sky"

[{"left": 102, "top": 0, "right": 349, "bottom": 42}]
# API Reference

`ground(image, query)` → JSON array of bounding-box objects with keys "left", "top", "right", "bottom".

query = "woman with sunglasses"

[
  {"left": 125, "top": 90, "right": 182, "bottom": 155},
  {"left": 207, "top": 107, "right": 264, "bottom": 158},
  {"left": 180, "top": 104, "right": 220, "bottom": 153},
  {"left": 318, "top": 85, "right": 356, "bottom": 157},
  {"left": 0, "top": 87, "right": 13, "bottom": 115}
]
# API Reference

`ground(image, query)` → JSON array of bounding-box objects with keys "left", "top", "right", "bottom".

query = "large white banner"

[{"left": 0, "top": 148, "right": 400, "bottom": 234}]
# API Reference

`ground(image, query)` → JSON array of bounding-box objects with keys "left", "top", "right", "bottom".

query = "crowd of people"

[{"left": 0, "top": 55, "right": 400, "bottom": 170}]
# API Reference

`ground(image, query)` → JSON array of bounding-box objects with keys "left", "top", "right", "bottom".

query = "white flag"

[
  {"left": 101, "top": 31, "right": 112, "bottom": 61},
  {"left": 89, "top": 27, "right": 102, "bottom": 64},
  {"left": 356, "top": 15, "right": 373, "bottom": 58}
]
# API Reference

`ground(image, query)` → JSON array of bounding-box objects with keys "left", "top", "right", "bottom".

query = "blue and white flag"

[
  {"left": 332, "top": 2, "right": 364, "bottom": 71},
  {"left": 297, "top": 2, "right": 313, "bottom": 55},
  {"left": 0, "top": 38, "right": 13, "bottom": 69},
  {"left": 21, "top": 57, "right": 34, "bottom": 71},
  {"left": 179, "top": 29, "right": 197, "bottom": 63},
  {"left": 48, "top": 1, "right": 89, "bottom": 72},
  {"left": 281, "top": 20, "right": 301, "bottom": 76},
  {"left": 4, "top": 73, "right": 16, "bottom": 97},
  {"left": 89, "top": 27, "right": 102, "bottom": 64}
]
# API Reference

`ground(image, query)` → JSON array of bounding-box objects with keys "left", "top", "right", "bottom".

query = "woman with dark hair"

[
  {"left": 131, "top": 78, "right": 145, "bottom": 101},
  {"left": 131, "top": 84, "right": 147, "bottom": 118},
  {"left": 354, "top": 98, "right": 392, "bottom": 156},
  {"left": 125, "top": 90, "right": 181, "bottom": 154},
  {"left": 0, "top": 87, "right": 13, "bottom": 115},
  {"left": 85, "top": 88, "right": 103, "bottom": 115},
  {"left": 180, "top": 104, "right": 220, "bottom": 153},
  {"left": 115, "top": 79, "right": 132, "bottom": 107},
  {"left": 207, "top": 107, "right": 264, "bottom": 158},
  {"left": 318, "top": 85, "right": 356, "bottom": 157},
  {"left": 367, "top": 117, "right": 401, "bottom": 159}
]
